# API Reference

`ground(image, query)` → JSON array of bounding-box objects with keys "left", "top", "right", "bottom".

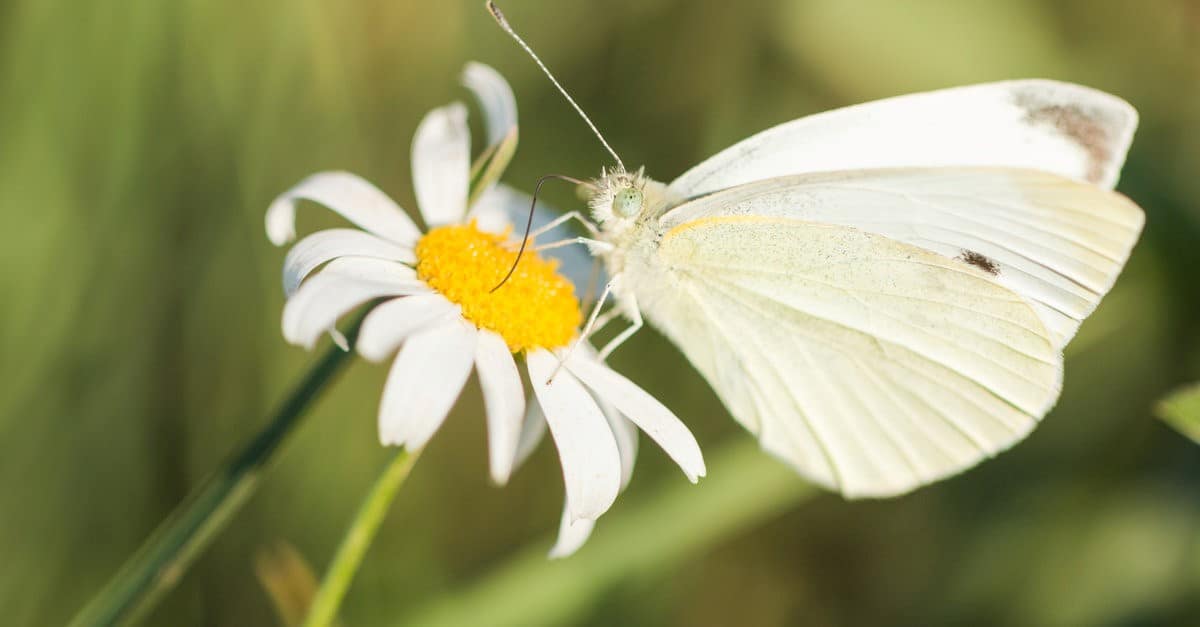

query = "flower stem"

[
  {"left": 68, "top": 319, "right": 365, "bottom": 627},
  {"left": 301, "top": 447, "right": 422, "bottom": 627}
]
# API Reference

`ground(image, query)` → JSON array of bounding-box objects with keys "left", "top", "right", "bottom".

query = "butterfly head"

[{"left": 589, "top": 166, "right": 653, "bottom": 225}]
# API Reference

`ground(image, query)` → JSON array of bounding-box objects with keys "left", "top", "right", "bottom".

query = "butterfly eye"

[{"left": 612, "top": 188, "right": 644, "bottom": 217}]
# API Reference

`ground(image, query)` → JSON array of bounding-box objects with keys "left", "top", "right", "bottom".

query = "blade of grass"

[
  {"left": 255, "top": 541, "right": 327, "bottom": 627},
  {"left": 1157, "top": 382, "right": 1200, "bottom": 444},
  {"left": 403, "top": 439, "right": 818, "bottom": 627},
  {"left": 301, "top": 446, "right": 421, "bottom": 627},
  {"left": 68, "top": 316, "right": 366, "bottom": 627},
  {"left": 467, "top": 127, "right": 518, "bottom": 207}
]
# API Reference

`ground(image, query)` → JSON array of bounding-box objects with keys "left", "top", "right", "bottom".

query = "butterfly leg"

[
  {"left": 597, "top": 292, "right": 642, "bottom": 361},
  {"left": 547, "top": 274, "right": 620, "bottom": 383},
  {"left": 534, "top": 237, "right": 614, "bottom": 253},
  {"left": 589, "top": 306, "right": 625, "bottom": 334},
  {"left": 527, "top": 210, "right": 600, "bottom": 241}
]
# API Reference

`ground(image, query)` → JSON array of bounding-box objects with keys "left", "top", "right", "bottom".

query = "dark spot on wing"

[
  {"left": 1015, "top": 90, "right": 1113, "bottom": 185},
  {"left": 958, "top": 250, "right": 999, "bottom": 275}
]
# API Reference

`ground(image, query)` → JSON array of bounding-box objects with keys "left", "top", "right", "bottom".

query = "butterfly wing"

[
  {"left": 659, "top": 168, "right": 1144, "bottom": 349},
  {"left": 668, "top": 80, "right": 1137, "bottom": 199},
  {"left": 639, "top": 168, "right": 1142, "bottom": 497}
]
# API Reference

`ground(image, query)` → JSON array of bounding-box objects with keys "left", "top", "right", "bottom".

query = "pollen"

[{"left": 415, "top": 222, "right": 582, "bottom": 353}]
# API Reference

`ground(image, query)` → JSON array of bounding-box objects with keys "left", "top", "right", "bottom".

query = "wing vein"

[
  {"left": 687, "top": 266, "right": 1059, "bottom": 375},
  {"left": 692, "top": 270, "right": 1052, "bottom": 421},
  {"left": 679, "top": 275, "right": 845, "bottom": 487}
]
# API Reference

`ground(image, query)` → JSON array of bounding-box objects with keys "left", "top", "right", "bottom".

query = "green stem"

[
  {"left": 301, "top": 447, "right": 422, "bottom": 627},
  {"left": 68, "top": 320, "right": 365, "bottom": 627},
  {"left": 403, "top": 439, "right": 819, "bottom": 627}
]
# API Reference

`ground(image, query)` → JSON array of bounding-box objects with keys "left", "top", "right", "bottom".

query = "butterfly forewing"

[{"left": 668, "top": 80, "right": 1137, "bottom": 199}]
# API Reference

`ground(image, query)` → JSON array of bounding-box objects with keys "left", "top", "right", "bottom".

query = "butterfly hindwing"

[
  {"left": 645, "top": 214, "right": 1061, "bottom": 496},
  {"left": 659, "top": 168, "right": 1144, "bottom": 349}
]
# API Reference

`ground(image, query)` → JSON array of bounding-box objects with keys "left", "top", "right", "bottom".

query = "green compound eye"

[{"left": 612, "top": 187, "right": 644, "bottom": 217}]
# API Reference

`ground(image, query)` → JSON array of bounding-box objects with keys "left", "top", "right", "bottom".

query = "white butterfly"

[{"left": 490, "top": 3, "right": 1143, "bottom": 498}]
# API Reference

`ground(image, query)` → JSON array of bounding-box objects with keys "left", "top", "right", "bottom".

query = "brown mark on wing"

[
  {"left": 1015, "top": 90, "right": 1113, "bottom": 185},
  {"left": 958, "top": 249, "right": 1000, "bottom": 275}
]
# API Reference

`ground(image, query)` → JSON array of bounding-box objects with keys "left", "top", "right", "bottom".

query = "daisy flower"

[{"left": 265, "top": 63, "right": 705, "bottom": 557}]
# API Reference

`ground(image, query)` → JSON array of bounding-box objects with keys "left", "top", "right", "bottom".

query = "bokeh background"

[{"left": 4, "top": 0, "right": 1200, "bottom": 625}]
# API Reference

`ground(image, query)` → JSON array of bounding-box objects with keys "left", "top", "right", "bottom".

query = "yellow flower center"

[{"left": 415, "top": 222, "right": 582, "bottom": 353}]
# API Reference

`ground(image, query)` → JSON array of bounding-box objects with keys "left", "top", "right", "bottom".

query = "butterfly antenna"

[
  {"left": 491, "top": 174, "right": 593, "bottom": 293},
  {"left": 487, "top": 1, "right": 625, "bottom": 171}
]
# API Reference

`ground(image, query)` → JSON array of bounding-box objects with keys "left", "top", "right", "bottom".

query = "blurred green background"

[{"left": 4, "top": 0, "right": 1200, "bottom": 625}]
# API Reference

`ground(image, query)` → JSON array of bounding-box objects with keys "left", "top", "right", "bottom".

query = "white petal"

[
  {"left": 462, "top": 62, "right": 516, "bottom": 147},
  {"left": 312, "top": 256, "right": 417, "bottom": 284},
  {"left": 513, "top": 400, "right": 548, "bottom": 474},
  {"left": 548, "top": 499, "right": 595, "bottom": 559},
  {"left": 266, "top": 171, "right": 421, "bottom": 246},
  {"left": 282, "top": 228, "right": 415, "bottom": 296},
  {"left": 356, "top": 293, "right": 459, "bottom": 362},
  {"left": 597, "top": 397, "right": 638, "bottom": 491},
  {"left": 412, "top": 103, "right": 470, "bottom": 228},
  {"left": 330, "top": 329, "right": 350, "bottom": 351},
  {"left": 526, "top": 349, "right": 621, "bottom": 522},
  {"left": 463, "top": 184, "right": 516, "bottom": 235},
  {"left": 377, "top": 319, "right": 476, "bottom": 448},
  {"left": 573, "top": 342, "right": 638, "bottom": 489},
  {"left": 565, "top": 352, "right": 706, "bottom": 483},
  {"left": 281, "top": 258, "right": 427, "bottom": 350},
  {"left": 475, "top": 330, "right": 526, "bottom": 485}
]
